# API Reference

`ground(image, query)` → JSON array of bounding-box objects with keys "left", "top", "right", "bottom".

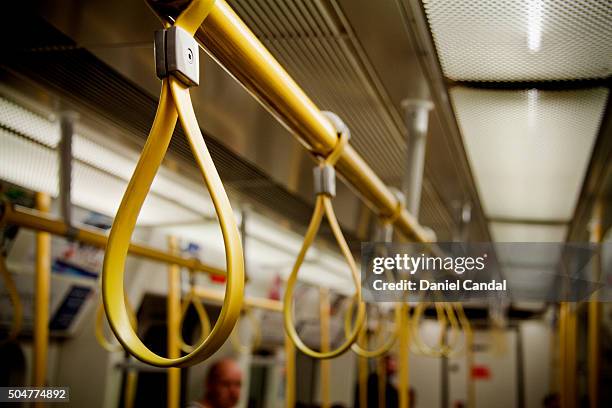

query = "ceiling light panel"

[
  {"left": 422, "top": 0, "right": 612, "bottom": 81},
  {"left": 452, "top": 87, "right": 608, "bottom": 220},
  {"left": 490, "top": 222, "right": 568, "bottom": 243}
]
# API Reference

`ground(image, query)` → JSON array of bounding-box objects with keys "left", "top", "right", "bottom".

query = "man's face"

[{"left": 209, "top": 362, "right": 242, "bottom": 408}]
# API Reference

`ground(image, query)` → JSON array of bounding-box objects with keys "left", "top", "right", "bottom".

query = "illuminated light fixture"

[
  {"left": 421, "top": 0, "right": 611, "bottom": 81},
  {"left": 527, "top": 0, "right": 543, "bottom": 52},
  {"left": 490, "top": 222, "right": 567, "bottom": 243},
  {"left": 452, "top": 87, "right": 608, "bottom": 221}
]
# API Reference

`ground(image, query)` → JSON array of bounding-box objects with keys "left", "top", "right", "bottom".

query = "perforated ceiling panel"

[
  {"left": 452, "top": 86, "right": 609, "bottom": 221},
  {"left": 422, "top": 0, "right": 612, "bottom": 81}
]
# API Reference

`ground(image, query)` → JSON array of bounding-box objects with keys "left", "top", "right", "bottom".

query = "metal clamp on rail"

[
  {"left": 155, "top": 25, "right": 200, "bottom": 87},
  {"left": 102, "top": 0, "right": 244, "bottom": 368},
  {"left": 283, "top": 111, "right": 366, "bottom": 360}
]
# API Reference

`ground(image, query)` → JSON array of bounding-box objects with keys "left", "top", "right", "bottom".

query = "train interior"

[{"left": 0, "top": 0, "right": 610, "bottom": 407}]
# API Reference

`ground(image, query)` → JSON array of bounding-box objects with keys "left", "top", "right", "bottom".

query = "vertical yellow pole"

[
  {"left": 319, "top": 288, "right": 330, "bottom": 408},
  {"left": 124, "top": 371, "right": 139, "bottom": 408},
  {"left": 558, "top": 302, "right": 567, "bottom": 408},
  {"left": 285, "top": 332, "right": 296, "bottom": 408},
  {"left": 33, "top": 192, "right": 51, "bottom": 391},
  {"left": 358, "top": 327, "right": 368, "bottom": 408},
  {"left": 568, "top": 306, "right": 577, "bottom": 407},
  {"left": 398, "top": 304, "right": 410, "bottom": 408},
  {"left": 588, "top": 202, "right": 602, "bottom": 408},
  {"left": 167, "top": 236, "right": 181, "bottom": 408},
  {"left": 377, "top": 356, "right": 386, "bottom": 408}
]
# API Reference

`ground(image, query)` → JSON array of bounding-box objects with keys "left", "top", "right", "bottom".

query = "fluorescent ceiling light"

[
  {"left": 453, "top": 87, "right": 608, "bottom": 221},
  {"left": 422, "top": 0, "right": 612, "bottom": 81},
  {"left": 527, "top": 0, "right": 543, "bottom": 52},
  {"left": 490, "top": 222, "right": 567, "bottom": 243}
]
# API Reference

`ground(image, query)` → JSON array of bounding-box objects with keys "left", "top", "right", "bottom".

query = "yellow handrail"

[
  {"left": 1, "top": 205, "right": 224, "bottom": 277},
  {"left": 148, "top": 0, "right": 432, "bottom": 245},
  {"left": 102, "top": 0, "right": 244, "bottom": 367},
  {"left": 33, "top": 192, "right": 51, "bottom": 388},
  {"left": 167, "top": 236, "right": 181, "bottom": 408},
  {"left": 398, "top": 304, "right": 411, "bottom": 408}
]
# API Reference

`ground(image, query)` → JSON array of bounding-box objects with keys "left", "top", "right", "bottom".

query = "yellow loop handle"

[
  {"left": 411, "top": 302, "right": 461, "bottom": 357},
  {"left": 230, "top": 308, "right": 262, "bottom": 354},
  {"left": 445, "top": 303, "right": 472, "bottom": 358},
  {"left": 345, "top": 302, "right": 401, "bottom": 358},
  {"left": 178, "top": 272, "right": 212, "bottom": 353},
  {"left": 95, "top": 295, "right": 138, "bottom": 353},
  {"left": 0, "top": 252, "right": 23, "bottom": 345},
  {"left": 102, "top": 0, "right": 244, "bottom": 367},
  {"left": 284, "top": 129, "right": 366, "bottom": 359}
]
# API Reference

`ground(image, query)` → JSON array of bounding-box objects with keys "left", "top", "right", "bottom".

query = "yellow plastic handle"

[
  {"left": 102, "top": 0, "right": 244, "bottom": 368},
  {"left": 283, "top": 126, "right": 366, "bottom": 360},
  {"left": 0, "top": 252, "right": 23, "bottom": 345},
  {"left": 345, "top": 302, "right": 401, "bottom": 358},
  {"left": 230, "top": 308, "right": 262, "bottom": 354},
  {"left": 179, "top": 273, "right": 212, "bottom": 353},
  {"left": 411, "top": 301, "right": 461, "bottom": 357},
  {"left": 445, "top": 302, "right": 473, "bottom": 357},
  {"left": 95, "top": 295, "right": 138, "bottom": 353}
]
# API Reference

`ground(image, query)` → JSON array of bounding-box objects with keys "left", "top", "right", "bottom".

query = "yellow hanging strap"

[
  {"left": 0, "top": 252, "right": 23, "bottom": 345},
  {"left": 230, "top": 308, "right": 262, "bottom": 354},
  {"left": 346, "top": 211, "right": 402, "bottom": 358},
  {"left": 102, "top": 0, "right": 244, "bottom": 368},
  {"left": 283, "top": 111, "right": 366, "bottom": 359},
  {"left": 95, "top": 296, "right": 137, "bottom": 353},
  {"left": 445, "top": 303, "right": 473, "bottom": 358},
  {"left": 179, "top": 269, "right": 212, "bottom": 353},
  {"left": 346, "top": 302, "right": 401, "bottom": 358},
  {"left": 411, "top": 301, "right": 461, "bottom": 357}
]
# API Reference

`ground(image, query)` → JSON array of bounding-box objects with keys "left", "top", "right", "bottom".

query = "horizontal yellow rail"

[
  {"left": 2, "top": 203, "right": 279, "bottom": 311},
  {"left": 147, "top": 0, "right": 431, "bottom": 244},
  {"left": 2, "top": 204, "right": 225, "bottom": 277},
  {"left": 195, "top": 286, "right": 282, "bottom": 312}
]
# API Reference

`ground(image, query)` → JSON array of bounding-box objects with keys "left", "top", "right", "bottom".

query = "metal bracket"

[
  {"left": 155, "top": 26, "right": 200, "bottom": 87},
  {"left": 313, "top": 164, "right": 336, "bottom": 197}
]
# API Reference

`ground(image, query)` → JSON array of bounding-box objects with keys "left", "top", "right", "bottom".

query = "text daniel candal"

[{"left": 372, "top": 279, "right": 507, "bottom": 291}]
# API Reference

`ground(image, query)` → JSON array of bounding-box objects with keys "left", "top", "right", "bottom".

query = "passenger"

[
  {"left": 353, "top": 354, "right": 417, "bottom": 407},
  {"left": 188, "top": 358, "right": 242, "bottom": 408}
]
